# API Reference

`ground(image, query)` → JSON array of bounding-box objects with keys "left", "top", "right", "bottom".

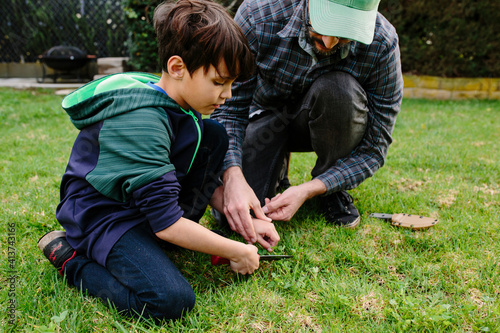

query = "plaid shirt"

[{"left": 211, "top": 0, "right": 403, "bottom": 194}]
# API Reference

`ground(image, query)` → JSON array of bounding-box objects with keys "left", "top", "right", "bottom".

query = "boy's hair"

[{"left": 154, "top": 0, "right": 254, "bottom": 81}]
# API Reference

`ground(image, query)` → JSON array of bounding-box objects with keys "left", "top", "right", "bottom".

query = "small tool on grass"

[
  {"left": 370, "top": 213, "right": 439, "bottom": 230},
  {"left": 211, "top": 254, "right": 292, "bottom": 265}
]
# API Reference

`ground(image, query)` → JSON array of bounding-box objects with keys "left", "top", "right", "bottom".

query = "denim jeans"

[
  {"left": 63, "top": 119, "right": 228, "bottom": 320},
  {"left": 242, "top": 71, "right": 369, "bottom": 203}
]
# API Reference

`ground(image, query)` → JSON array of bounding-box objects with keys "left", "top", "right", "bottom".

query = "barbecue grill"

[{"left": 37, "top": 46, "right": 96, "bottom": 83}]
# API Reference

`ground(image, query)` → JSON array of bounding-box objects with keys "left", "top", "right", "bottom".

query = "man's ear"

[{"left": 167, "top": 56, "right": 186, "bottom": 79}]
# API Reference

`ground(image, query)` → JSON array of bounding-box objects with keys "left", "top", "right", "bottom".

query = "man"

[{"left": 211, "top": 0, "right": 403, "bottom": 244}]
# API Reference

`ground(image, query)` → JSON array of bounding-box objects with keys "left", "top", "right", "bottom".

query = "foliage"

[
  {"left": 379, "top": 0, "right": 500, "bottom": 77},
  {"left": 0, "top": 88, "right": 499, "bottom": 331},
  {"left": 2, "top": 0, "right": 497, "bottom": 77},
  {"left": 122, "top": 0, "right": 499, "bottom": 77},
  {"left": 122, "top": 0, "right": 163, "bottom": 72}
]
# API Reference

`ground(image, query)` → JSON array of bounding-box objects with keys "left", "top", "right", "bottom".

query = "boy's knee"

[
  {"left": 202, "top": 119, "right": 229, "bottom": 153},
  {"left": 204, "top": 119, "right": 228, "bottom": 140},
  {"left": 147, "top": 284, "right": 196, "bottom": 320}
]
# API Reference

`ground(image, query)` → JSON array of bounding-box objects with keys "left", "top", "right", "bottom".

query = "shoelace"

[
  {"left": 337, "top": 191, "right": 353, "bottom": 214},
  {"left": 324, "top": 191, "right": 352, "bottom": 215}
]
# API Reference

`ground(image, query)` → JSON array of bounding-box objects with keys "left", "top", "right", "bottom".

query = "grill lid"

[{"left": 41, "top": 46, "right": 87, "bottom": 60}]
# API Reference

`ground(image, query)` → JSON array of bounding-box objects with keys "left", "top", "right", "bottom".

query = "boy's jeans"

[
  {"left": 62, "top": 119, "right": 228, "bottom": 319},
  {"left": 242, "top": 71, "right": 369, "bottom": 203}
]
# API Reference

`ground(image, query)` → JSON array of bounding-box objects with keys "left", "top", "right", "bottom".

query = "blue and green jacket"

[{"left": 56, "top": 73, "right": 203, "bottom": 266}]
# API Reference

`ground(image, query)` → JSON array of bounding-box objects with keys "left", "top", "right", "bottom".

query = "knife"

[
  {"left": 369, "top": 213, "right": 439, "bottom": 230},
  {"left": 211, "top": 254, "right": 292, "bottom": 265}
]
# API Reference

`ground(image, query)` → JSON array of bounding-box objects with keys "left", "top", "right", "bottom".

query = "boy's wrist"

[{"left": 228, "top": 241, "right": 251, "bottom": 262}]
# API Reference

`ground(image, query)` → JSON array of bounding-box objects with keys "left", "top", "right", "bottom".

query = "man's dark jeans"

[
  {"left": 62, "top": 119, "right": 228, "bottom": 320},
  {"left": 242, "top": 71, "right": 369, "bottom": 203}
]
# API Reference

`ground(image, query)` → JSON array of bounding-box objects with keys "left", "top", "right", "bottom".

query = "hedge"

[
  {"left": 380, "top": 0, "right": 500, "bottom": 77},
  {"left": 123, "top": 0, "right": 499, "bottom": 77}
]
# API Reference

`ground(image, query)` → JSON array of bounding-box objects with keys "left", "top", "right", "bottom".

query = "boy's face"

[{"left": 179, "top": 61, "right": 235, "bottom": 115}]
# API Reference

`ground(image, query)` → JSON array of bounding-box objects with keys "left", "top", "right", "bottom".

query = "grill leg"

[{"left": 36, "top": 63, "right": 46, "bottom": 83}]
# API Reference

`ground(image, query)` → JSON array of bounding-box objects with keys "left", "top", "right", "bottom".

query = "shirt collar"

[{"left": 277, "top": 0, "right": 306, "bottom": 39}]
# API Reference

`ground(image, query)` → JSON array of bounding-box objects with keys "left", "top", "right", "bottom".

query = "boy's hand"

[
  {"left": 229, "top": 244, "right": 260, "bottom": 275},
  {"left": 253, "top": 218, "right": 280, "bottom": 252}
]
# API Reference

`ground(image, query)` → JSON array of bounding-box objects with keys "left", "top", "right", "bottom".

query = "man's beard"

[{"left": 306, "top": 33, "right": 341, "bottom": 56}]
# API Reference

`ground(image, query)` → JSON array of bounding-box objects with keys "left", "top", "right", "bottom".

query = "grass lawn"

[{"left": 0, "top": 87, "right": 499, "bottom": 332}]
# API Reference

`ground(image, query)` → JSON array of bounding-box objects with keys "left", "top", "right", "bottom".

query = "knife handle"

[
  {"left": 391, "top": 213, "right": 407, "bottom": 223},
  {"left": 211, "top": 255, "right": 230, "bottom": 265}
]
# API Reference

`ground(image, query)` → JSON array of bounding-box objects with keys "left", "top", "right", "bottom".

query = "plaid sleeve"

[{"left": 316, "top": 27, "right": 404, "bottom": 193}]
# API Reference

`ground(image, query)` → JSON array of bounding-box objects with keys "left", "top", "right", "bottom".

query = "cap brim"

[{"left": 309, "top": 0, "right": 378, "bottom": 44}]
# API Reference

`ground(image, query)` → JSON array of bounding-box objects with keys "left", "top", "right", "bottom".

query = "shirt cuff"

[{"left": 223, "top": 149, "right": 242, "bottom": 171}]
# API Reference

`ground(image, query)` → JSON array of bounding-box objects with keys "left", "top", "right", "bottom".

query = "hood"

[{"left": 61, "top": 72, "right": 179, "bottom": 129}]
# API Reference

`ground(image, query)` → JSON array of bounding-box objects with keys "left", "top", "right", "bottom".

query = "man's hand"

[
  {"left": 263, "top": 179, "right": 327, "bottom": 221},
  {"left": 253, "top": 218, "right": 280, "bottom": 251},
  {"left": 262, "top": 188, "right": 307, "bottom": 221},
  {"left": 223, "top": 167, "right": 271, "bottom": 243}
]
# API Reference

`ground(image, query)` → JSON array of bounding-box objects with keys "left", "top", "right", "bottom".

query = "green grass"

[{"left": 1, "top": 88, "right": 499, "bottom": 332}]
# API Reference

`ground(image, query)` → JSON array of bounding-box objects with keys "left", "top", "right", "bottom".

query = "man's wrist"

[
  {"left": 223, "top": 166, "right": 244, "bottom": 184},
  {"left": 300, "top": 179, "right": 327, "bottom": 200}
]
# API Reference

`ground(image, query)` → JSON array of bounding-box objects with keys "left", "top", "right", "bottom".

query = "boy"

[{"left": 38, "top": 0, "right": 279, "bottom": 320}]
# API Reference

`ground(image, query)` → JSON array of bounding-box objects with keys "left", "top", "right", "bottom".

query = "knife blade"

[
  {"left": 211, "top": 254, "right": 292, "bottom": 266},
  {"left": 370, "top": 213, "right": 439, "bottom": 230}
]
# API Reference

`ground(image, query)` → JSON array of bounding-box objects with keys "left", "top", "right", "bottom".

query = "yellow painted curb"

[{"left": 403, "top": 74, "right": 500, "bottom": 100}]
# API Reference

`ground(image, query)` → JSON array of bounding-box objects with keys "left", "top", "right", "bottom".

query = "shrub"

[
  {"left": 124, "top": 0, "right": 498, "bottom": 77},
  {"left": 379, "top": 0, "right": 500, "bottom": 77},
  {"left": 122, "top": 0, "right": 162, "bottom": 72}
]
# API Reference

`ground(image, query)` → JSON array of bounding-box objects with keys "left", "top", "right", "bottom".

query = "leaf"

[
  {"left": 34, "top": 323, "right": 57, "bottom": 333},
  {"left": 482, "top": 296, "right": 495, "bottom": 302},
  {"left": 51, "top": 310, "right": 68, "bottom": 324},
  {"left": 441, "top": 303, "right": 452, "bottom": 311}
]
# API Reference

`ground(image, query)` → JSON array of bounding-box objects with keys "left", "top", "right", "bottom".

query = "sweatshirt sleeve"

[{"left": 131, "top": 171, "right": 184, "bottom": 233}]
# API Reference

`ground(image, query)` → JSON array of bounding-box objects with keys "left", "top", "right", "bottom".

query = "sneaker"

[
  {"left": 319, "top": 191, "right": 360, "bottom": 228},
  {"left": 211, "top": 208, "right": 237, "bottom": 237},
  {"left": 38, "top": 231, "right": 76, "bottom": 275},
  {"left": 211, "top": 208, "right": 228, "bottom": 228},
  {"left": 274, "top": 153, "right": 291, "bottom": 193},
  {"left": 211, "top": 229, "right": 229, "bottom": 238}
]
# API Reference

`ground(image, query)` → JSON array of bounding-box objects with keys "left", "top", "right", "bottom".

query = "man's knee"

[
  {"left": 310, "top": 71, "right": 365, "bottom": 104},
  {"left": 307, "top": 71, "right": 368, "bottom": 130},
  {"left": 298, "top": 71, "right": 368, "bottom": 163}
]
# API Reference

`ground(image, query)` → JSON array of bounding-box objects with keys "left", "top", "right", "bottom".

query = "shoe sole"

[
  {"left": 339, "top": 216, "right": 361, "bottom": 229},
  {"left": 37, "top": 230, "right": 66, "bottom": 251}
]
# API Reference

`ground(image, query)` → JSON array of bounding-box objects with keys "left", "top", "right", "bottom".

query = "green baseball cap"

[{"left": 309, "top": 0, "right": 381, "bottom": 44}]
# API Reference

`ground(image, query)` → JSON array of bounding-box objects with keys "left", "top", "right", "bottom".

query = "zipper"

[{"left": 180, "top": 107, "right": 201, "bottom": 174}]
